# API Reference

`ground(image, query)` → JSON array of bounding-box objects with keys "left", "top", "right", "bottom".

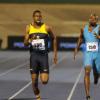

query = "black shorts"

[{"left": 30, "top": 52, "right": 49, "bottom": 74}]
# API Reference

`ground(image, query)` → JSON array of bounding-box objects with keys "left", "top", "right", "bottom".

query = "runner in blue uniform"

[{"left": 74, "top": 14, "right": 100, "bottom": 100}]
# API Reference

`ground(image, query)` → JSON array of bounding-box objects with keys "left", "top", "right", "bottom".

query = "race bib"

[
  {"left": 86, "top": 42, "right": 98, "bottom": 52},
  {"left": 31, "top": 39, "right": 45, "bottom": 50}
]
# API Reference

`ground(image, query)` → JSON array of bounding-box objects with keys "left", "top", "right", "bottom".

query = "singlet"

[
  {"left": 83, "top": 24, "right": 100, "bottom": 52},
  {"left": 28, "top": 23, "right": 49, "bottom": 53}
]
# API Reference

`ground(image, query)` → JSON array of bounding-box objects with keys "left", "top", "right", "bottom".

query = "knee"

[
  {"left": 42, "top": 80, "right": 48, "bottom": 85},
  {"left": 85, "top": 70, "right": 90, "bottom": 75},
  {"left": 40, "top": 73, "right": 49, "bottom": 85},
  {"left": 85, "top": 67, "right": 91, "bottom": 76},
  {"left": 85, "top": 72, "right": 90, "bottom": 77}
]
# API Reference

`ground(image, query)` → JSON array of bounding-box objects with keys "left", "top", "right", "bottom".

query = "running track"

[{"left": 0, "top": 51, "right": 99, "bottom": 100}]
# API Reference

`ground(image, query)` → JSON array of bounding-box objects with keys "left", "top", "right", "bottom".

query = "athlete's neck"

[
  {"left": 32, "top": 22, "right": 43, "bottom": 28},
  {"left": 89, "top": 24, "right": 97, "bottom": 27}
]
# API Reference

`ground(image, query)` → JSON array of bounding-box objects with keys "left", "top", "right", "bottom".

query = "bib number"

[
  {"left": 31, "top": 39, "right": 45, "bottom": 50},
  {"left": 86, "top": 42, "right": 98, "bottom": 52}
]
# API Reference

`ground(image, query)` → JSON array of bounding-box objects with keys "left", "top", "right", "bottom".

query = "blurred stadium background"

[
  {"left": 0, "top": 0, "right": 100, "bottom": 49},
  {"left": 0, "top": 1, "right": 100, "bottom": 100}
]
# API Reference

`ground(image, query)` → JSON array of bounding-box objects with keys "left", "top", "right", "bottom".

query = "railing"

[{"left": 0, "top": 0, "right": 100, "bottom": 4}]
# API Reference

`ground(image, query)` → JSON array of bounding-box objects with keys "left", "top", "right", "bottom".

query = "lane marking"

[
  {"left": 8, "top": 81, "right": 32, "bottom": 100},
  {"left": 67, "top": 68, "right": 84, "bottom": 100},
  {"left": 0, "top": 62, "right": 28, "bottom": 77},
  {"left": 8, "top": 54, "right": 67, "bottom": 100}
]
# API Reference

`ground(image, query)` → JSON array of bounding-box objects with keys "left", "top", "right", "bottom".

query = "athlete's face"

[
  {"left": 33, "top": 12, "right": 42, "bottom": 25},
  {"left": 89, "top": 16, "right": 97, "bottom": 26}
]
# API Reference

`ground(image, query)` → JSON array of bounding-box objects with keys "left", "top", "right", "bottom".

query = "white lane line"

[
  {"left": 8, "top": 55, "right": 67, "bottom": 100},
  {"left": 0, "top": 62, "right": 28, "bottom": 77},
  {"left": 67, "top": 68, "right": 84, "bottom": 100},
  {"left": 8, "top": 81, "right": 32, "bottom": 100}
]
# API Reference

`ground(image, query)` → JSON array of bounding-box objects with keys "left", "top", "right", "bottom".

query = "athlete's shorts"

[
  {"left": 30, "top": 52, "right": 49, "bottom": 74},
  {"left": 96, "top": 52, "right": 100, "bottom": 73},
  {"left": 83, "top": 51, "right": 100, "bottom": 73}
]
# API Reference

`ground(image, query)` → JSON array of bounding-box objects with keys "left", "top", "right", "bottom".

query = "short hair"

[
  {"left": 90, "top": 13, "right": 98, "bottom": 21},
  {"left": 33, "top": 10, "right": 41, "bottom": 16}
]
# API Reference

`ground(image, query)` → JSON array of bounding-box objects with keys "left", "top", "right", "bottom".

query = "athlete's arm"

[
  {"left": 94, "top": 26, "right": 100, "bottom": 39},
  {"left": 76, "top": 28, "right": 84, "bottom": 50},
  {"left": 98, "top": 27, "right": 100, "bottom": 39},
  {"left": 74, "top": 28, "right": 84, "bottom": 60},
  {"left": 46, "top": 25, "right": 57, "bottom": 64},
  {"left": 24, "top": 25, "right": 30, "bottom": 46}
]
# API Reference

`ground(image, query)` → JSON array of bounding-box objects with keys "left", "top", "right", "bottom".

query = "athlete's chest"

[{"left": 29, "top": 24, "right": 48, "bottom": 35}]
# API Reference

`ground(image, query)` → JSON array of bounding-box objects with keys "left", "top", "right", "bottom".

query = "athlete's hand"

[
  {"left": 74, "top": 48, "right": 78, "bottom": 60},
  {"left": 29, "top": 36, "right": 36, "bottom": 43},
  {"left": 54, "top": 55, "right": 57, "bottom": 64},
  {"left": 94, "top": 32, "right": 99, "bottom": 39}
]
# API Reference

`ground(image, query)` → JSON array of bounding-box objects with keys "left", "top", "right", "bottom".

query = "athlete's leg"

[
  {"left": 40, "top": 73, "right": 49, "bottom": 85},
  {"left": 30, "top": 52, "right": 41, "bottom": 100},
  {"left": 84, "top": 66, "right": 91, "bottom": 98},
  {"left": 39, "top": 53, "right": 49, "bottom": 85},
  {"left": 83, "top": 52, "right": 92, "bottom": 99},
  {"left": 31, "top": 73, "right": 41, "bottom": 100},
  {"left": 93, "top": 58, "right": 100, "bottom": 85}
]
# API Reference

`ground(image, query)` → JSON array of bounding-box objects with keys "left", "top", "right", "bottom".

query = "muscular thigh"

[
  {"left": 30, "top": 53, "right": 39, "bottom": 74},
  {"left": 83, "top": 52, "right": 93, "bottom": 68},
  {"left": 38, "top": 53, "right": 49, "bottom": 73}
]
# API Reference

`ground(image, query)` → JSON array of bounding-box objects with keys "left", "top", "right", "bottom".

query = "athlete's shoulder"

[
  {"left": 25, "top": 24, "right": 32, "bottom": 33},
  {"left": 81, "top": 23, "right": 88, "bottom": 31},
  {"left": 26, "top": 23, "right": 32, "bottom": 28},
  {"left": 83, "top": 23, "right": 88, "bottom": 28},
  {"left": 45, "top": 24, "right": 52, "bottom": 32},
  {"left": 26, "top": 23, "right": 34, "bottom": 29},
  {"left": 26, "top": 24, "right": 30, "bottom": 28},
  {"left": 81, "top": 25, "right": 85, "bottom": 32},
  {"left": 44, "top": 23, "right": 50, "bottom": 28}
]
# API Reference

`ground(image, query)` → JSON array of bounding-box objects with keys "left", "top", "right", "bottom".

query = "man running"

[
  {"left": 74, "top": 14, "right": 100, "bottom": 100},
  {"left": 24, "top": 10, "right": 57, "bottom": 100}
]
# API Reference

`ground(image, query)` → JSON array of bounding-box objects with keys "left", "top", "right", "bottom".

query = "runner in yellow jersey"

[{"left": 24, "top": 10, "right": 57, "bottom": 100}]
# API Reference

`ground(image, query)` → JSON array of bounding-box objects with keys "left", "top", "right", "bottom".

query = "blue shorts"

[
  {"left": 96, "top": 52, "right": 100, "bottom": 73},
  {"left": 83, "top": 51, "right": 100, "bottom": 73}
]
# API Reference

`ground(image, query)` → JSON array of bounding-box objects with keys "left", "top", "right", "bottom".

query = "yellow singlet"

[{"left": 29, "top": 23, "right": 48, "bottom": 35}]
